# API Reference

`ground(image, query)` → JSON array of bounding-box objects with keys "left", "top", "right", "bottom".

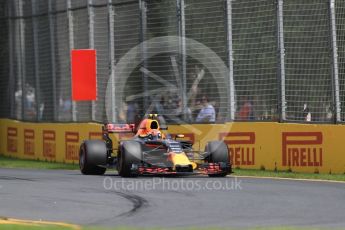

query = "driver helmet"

[{"left": 148, "top": 129, "right": 162, "bottom": 140}]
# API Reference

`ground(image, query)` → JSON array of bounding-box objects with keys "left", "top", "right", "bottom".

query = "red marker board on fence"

[{"left": 71, "top": 49, "right": 97, "bottom": 101}]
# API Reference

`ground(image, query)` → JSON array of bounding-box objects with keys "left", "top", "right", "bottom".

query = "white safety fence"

[{"left": 0, "top": 0, "right": 344, "bottom": 124}]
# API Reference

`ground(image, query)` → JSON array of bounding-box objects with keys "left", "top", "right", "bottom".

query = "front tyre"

[
  {"left": 79, "top": 140, "right": 107, "bottom": 175},
  {"left": 118, "top": 141, "right": 142, "bottom": 177},
  {"left": 205, "top": 141, "right": 230, "bottom": 177}
]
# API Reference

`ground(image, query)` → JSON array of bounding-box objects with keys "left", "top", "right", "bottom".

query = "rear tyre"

[
  {"left": 79, "top": 140, "right": 107, "bottom": 175},
  {"left": 205, "top": 141, "right": 230, "bottom": 177},
  {"left": 118, "top": 141, "right": 142, "bottom": 177}
]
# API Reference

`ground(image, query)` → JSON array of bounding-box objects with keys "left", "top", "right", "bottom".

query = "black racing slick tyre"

[
  {"left": 79, "top": 140, "right": 107, "bottom": 175},
  {"left": 118, "top": 141, "right": 142, "bottom": 177},
  {"left": 205, "top": 141, "right": 230, "bottom": 177}
]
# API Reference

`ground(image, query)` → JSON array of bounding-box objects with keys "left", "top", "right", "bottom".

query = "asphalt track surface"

[{"left": 0, "top": 168, "right": 344, "bottom": 228}]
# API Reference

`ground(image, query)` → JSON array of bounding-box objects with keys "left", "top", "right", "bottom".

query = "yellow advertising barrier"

[{"left": 0, "top": 119, "right": 345, "bottom": 174}]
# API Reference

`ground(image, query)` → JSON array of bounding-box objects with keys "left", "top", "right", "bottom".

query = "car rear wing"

[{"left": 102, "top": 123, "right": 135, "bottom": 133}]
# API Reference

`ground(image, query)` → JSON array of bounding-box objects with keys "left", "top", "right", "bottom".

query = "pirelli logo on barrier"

[
  {"left": 7, "top": 127, "right": 18, "bottom": 153},
  {"left": 89, "top": 132, "right": 102, "bottom": 140},
  {"left": 65, "top": 132, "right": 79, "bottom": 161},
  {"left": 219, "top": 132, "right": 255, "bottom": 165},
  {"left": 24, "top": 129, "right": 35, "bottom": 156},
  {"left": 282, "top": 132, "right": 323, "bottom": 167},
  {"left": 43, "top": 130, "right": 56, "bottom": 158}
]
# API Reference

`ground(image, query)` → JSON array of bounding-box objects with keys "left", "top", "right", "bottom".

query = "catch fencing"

[{"left": 0, "top": 0, "right": 345, "bottom": 124}]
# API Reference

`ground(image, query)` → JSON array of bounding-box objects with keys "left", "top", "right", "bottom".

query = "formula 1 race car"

[{"left": 79, "top": 114, "right": 231, "bottom": 177}]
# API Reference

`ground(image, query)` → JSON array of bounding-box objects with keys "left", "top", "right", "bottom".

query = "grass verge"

[
  {"left": 0, "top": 155, "right": 78, "bottom": 170},
  {"left": 0, "top": 225, "right": 73, "bottom": 230},
  {"left": 1, "top": 154, "right": 345, "bottom": 182},
  {"left": 0, "top": 225, "right": 343, "bottom": 230},
  {"left": 233, "top": 168, "right": 345, "bottom": 182}
]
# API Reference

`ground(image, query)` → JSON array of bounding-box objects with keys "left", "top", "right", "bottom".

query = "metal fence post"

[
  {"left": 139, "top": 0, "right": 148, "bottom": 111},
  {"left": 31, "top": 0, "right": 41, "bottom": 121},
  {"left": 277, "top": 0, "right": 286, "bottom": 121},
  {"left": 225, "top": 0, "right": 235, "bottom": 121},
  {"left": 8, "top": 1, "right": 15, "bottom": 118},
  {"left": 88, "top": 0, "right": 96, "bottom": 121},
  {"left": 18, "top": 0, "right": 26, "bottom": 120},
  {"left": 329, "top": 0, "right": 341, "bottom": 123},
  {"left": 48, "top": 0, "right": 57, "bottom": 121},
  {"left": 177, "top": 0, "right": 188, "bottom": 120},
  {"left": 108, "top": 0, "right": 116, "bottom": 122},
  {"left": 67, "top": 0, "right": 77, "bottom": 122}
]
